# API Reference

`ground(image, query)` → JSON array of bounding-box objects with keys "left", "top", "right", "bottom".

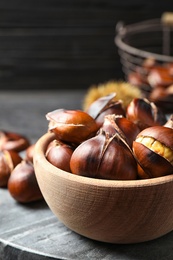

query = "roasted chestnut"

[
  {"left": 0, "top": 130, "right": 30, "bottom": 152},
  {"left": 102, "top": 114, "right": 140, "bottom": 148},
  {"left": 137, "top": 163, "right": 149, "bottom": 179},
  {"left": 164, "top": 114, "right": 173, "bottom": 129},
  {"left": 46, "top": 109, "right": 99, "bottom": 144},
  {"left": 149, "top": 85, "right": 173, "bottom": 113},
  {"left": 128, "top": 71, "right": 149, "bottom": 88},
  {"left": 147, "top": 66, "right": 173, "bottom": 88},
  {"left": 46, "top": 139, "right": 74, "bottom": 172},
  {"left": 70, "top": 129, "right": 137, "bottom": 180},
  {"left": 8, "top": 160, "right": 43, "bottom": 203},
  {"left": 0, "top": 150, "right": 22, "bottom": 187},
  {"left": 85, "top": 93, "right": 126, "bottom": 128},
  {"left": 133, "top": 126, "right": 173, "bottom": 178},
  {"left": 126, "top": 98, "right": 167, "bottom": 130}
]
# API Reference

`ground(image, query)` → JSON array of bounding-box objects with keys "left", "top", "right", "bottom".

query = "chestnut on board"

[
  {"left": 0, "top": 130, "right": 30, "bottom": 152},
  {"left": 8, "top": 160, "right": 43, "bottom": 203},
  {"left": 0, "top": 150, "right": 22, "bottom": 187}
]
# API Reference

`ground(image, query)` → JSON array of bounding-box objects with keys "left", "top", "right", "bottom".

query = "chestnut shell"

[
  {"left": 137, "top": 126, "right": 173, "bottom": 149},
  {"left": 133, "top": 141, "right": 173, "bottom": 178}
]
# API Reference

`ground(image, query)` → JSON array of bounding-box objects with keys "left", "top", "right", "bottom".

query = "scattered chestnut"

[
  {"left": 126, "top": 98, "right": 167, "bottom": 130},
  {"left": 70, "top": 129, "right": 137, "bottom": 180},
  {"left": 0, "top": 130, "right": 30, "bottom": 152},
  {"left": 46, "top": 139, "right": 74, "bottom": 172},
  {"left": 46, "top": 109, "right": 99, "bottom": 144},
  {"left": 8, "top": 160, "right": 43, "bottom": 203},
  {"left": 133, "top": 126, "right": 173, "bottom": 178},
  {"left": 0, "top": 150, "right": 22, "bottom": 187}
]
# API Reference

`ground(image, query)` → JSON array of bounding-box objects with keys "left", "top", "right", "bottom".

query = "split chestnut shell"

[
  {"left": 46, "top": 109, "right": 99, "bottom": 144},
  {"left": 70, "top": 130, "right": 137, "bottom": 180},
  {"left": 133, "top": 126, "right": 173, "bottom": 178}
]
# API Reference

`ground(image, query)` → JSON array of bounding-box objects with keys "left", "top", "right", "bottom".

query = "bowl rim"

[{"left": 34, "top": 132, "right": 173, "bottom": 189}]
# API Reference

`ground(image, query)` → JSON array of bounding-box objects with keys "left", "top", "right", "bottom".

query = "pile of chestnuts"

[
  {"left": 1, "top": 92, "right": 172, "bottom": 205},
  {"left": 128, "top": 58, "right": 173, "bottom": 113},
  {"left": 45, "top": 93, "right": 173, "bottom": 180},
  {"left": 0, "top": 130, "right": 43, "bottom": 203}
]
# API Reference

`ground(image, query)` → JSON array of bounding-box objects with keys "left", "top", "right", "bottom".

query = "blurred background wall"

[{"left": 0, "top": 0, "right": 173, "bottom": 90}]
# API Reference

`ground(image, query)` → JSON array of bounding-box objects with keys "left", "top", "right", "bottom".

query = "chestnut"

[
  {"left": 0, "top": 150, "right": 22, "bottom": 187},
  {"left": 85, "top": 93, "right": 126, "bottom": 128},
  {"left": 142, "top": 57, "right": 156, "bottom": 71},
  {"left": 147, "top": 66, "right": 173, "bottom": 88},
  {"left": 149, "top": 84, "right": 173, "bottom": 113},
  {"left": 164, "top": 114, "right": 173, "bottom": 129},
  {"left": 46, "top": 109, "right": 99, "bottom": 144},
  {"left": 167, "top": 62, "right": 173, "bottom": 76},
  {"left": 126, "top": 98, "right": 167, "bottom": 130},
  {"left": 102, "top": 114, "right": 140, "bottom": 148},
  {"left": 133, "top": 126, "right": 173, "bottom": 178},
  {"left": 137, "top": 163, "right": 149, "bottom": 179},
  {"left": 46, "top": 139, "right": 74, "bottom": 172},
  {"left": 70, "top": 129, "right": 137, "bottom": 180},
  {"left": 0, "top": 130, "right": 30, "bottom": 152},
  {"left": 8, "top": 160, "right": 43, "bottom": 203},
  {"left": 128, "top": 71, "right": 148, "bottom": 87}
]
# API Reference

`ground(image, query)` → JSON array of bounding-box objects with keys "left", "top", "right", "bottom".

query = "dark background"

[{"left": 0, "top": 0, "right": 173, "bottom": 90}]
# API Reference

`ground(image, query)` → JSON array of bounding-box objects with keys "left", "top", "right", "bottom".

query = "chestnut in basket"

[
  {"left": 46, "top": 109, "right": 99, "bottom": 144},
  {"left": 0, "top": 150, "right": 22, "bottom": 187},
  {"left": 133, "top": 126, "right": 173, "bottom": 178},
  {"left": 149, "top": 84, "right": 173, "bottom": 112},
  {"left": 147, "top": 66, "right": 173, "bottom": 88},
  {"left": 8, "top": 160, "right": 43, "bottom": 203}
]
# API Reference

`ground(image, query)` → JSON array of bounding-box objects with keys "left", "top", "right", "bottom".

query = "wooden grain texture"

[
  {"left": 0, "top": 0, "right": 172, "bottom": 90},
  {"left": 34, "top": 132, "right": 173, "bottom": 244}
]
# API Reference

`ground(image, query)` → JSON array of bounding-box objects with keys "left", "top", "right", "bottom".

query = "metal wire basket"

[{"left": 115, "top": 13, "right": 173, "bottom": 113}]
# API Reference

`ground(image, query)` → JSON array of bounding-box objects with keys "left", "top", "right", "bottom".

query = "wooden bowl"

[{"left": 33, "top": 132, "right": 173, "bottom": 244}]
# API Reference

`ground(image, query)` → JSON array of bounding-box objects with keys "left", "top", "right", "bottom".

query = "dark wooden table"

[
  {"left": 0, "top": 1, "right": 171, "bottom": 92},
  {"left": 0, "top": 90, "right": 173, "bottom": 260}
]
